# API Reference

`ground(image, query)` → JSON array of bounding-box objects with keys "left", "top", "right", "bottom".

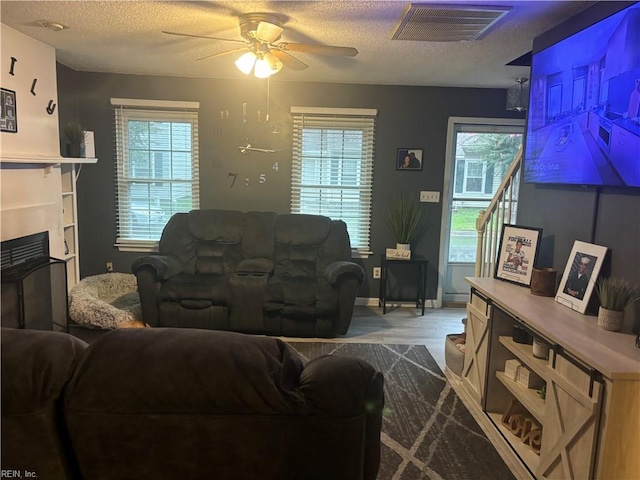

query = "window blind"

[
  {"left": 113, "top": 101, "right": 199, "bottom": 250},
  {"left": 291, "top": 108, "right": 376, "bottom": 253}
]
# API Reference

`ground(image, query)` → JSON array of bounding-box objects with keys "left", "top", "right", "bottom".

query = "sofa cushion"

[
  {"left": 189, "top": 209, "right": 244, "bottom": 243},
  {"left": 242, "top": 211, "right": 277, "bottom": 258},
  {"left": 160, "top": 273, "right": 229, "bottom": 304},
  {"left": 276, "top": 214, "right": 331, "bottom": 247},
  {"left": 2, "top": 328, "right": 88, "bottom": 479},
  {"left": 64, "top": 328, "right": 307, "bottom": 415},
  {"left": 236, "top": 258, "right": 274, "bottom": 274}
]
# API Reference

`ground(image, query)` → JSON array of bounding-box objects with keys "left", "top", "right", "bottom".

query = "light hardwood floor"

[{"left": 282, "top": 305, "right": 467, "bottom": 371}]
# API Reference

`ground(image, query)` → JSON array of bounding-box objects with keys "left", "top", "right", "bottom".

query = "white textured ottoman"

[{"left": 69, "top": 273, "right": 143, "bottom": 329}]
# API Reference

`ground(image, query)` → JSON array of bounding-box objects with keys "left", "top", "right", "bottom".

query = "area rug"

[{"left": 286, "top": 342, "right": 515, "bottom": 480}]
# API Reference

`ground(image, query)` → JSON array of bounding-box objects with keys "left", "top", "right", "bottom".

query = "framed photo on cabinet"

[
  {"left": 556, "top": 240, "right": 608, "bottom": 313},
  {"left": 494, "top": 224, "right": 542, "bottom": 287}
]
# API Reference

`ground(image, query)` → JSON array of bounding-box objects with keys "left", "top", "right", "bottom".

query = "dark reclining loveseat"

[
  {"left": 1, "top": 327, "right": 384, "bottom": 480},
  {"left": 132, "top": 209, "right": 365, "bottom": 337}
]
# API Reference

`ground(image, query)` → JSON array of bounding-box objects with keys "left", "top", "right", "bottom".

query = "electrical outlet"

[
  {"left": 106, "top": 262, "right": 113, "bottom": 272},
  {"left": 420, "top": 191, "right": 440, "bottom": 203},
  {"left": 373, "top": 267, "right": 381, "bottom": 279}
]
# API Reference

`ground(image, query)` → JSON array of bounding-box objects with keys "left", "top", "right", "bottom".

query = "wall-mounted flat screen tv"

[{"left": 523, "top": 2, "right": 640, "bottom": 187}]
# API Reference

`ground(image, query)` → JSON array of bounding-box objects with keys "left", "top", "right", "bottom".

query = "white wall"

[
  {"left": 1, "top": 24, "right": 60, "bottom": 157},
  {"left": 0, "top": 24, "right": 64, "bottom": 258}
]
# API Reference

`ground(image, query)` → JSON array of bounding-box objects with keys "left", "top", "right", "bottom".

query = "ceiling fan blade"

[
  {"left": 271, "top": 49, "right": 309, "bottom": 71},
  {"left": 278, "top": 43, "right": 359, "bottom": 57},
  {"left": 162, "top": 30, "right": 246, "bottom": 45},
  {"left": 255, "top": 21, "right": 284, "bottom": 44},
  {"left": 196, "top": 47, "right": 248, "bottom": 62}
]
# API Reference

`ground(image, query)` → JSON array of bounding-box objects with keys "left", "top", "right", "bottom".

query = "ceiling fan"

[{"left": 163, "top": 13, "right": 358, "bottom": 78}]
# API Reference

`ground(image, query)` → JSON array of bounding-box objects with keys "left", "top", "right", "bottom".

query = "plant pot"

[
  {"left": 66, "top": 142, "right": 82, "bottom": 158},
  {"left": 597, "top": 306, "right": 624, "bottom": 332},
  {"left": 396, "top": 243, "right": 410, "bottom": 251}
]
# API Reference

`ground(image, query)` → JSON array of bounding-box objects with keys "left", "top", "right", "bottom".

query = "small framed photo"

[
  {"left": 396, "top": 148, "right": 423, "bottom": 171},
  {"left": 1, "top": 88, "right": 17, "bottom": 133},
  {"left": 494, "top": 224, "right": 543, "bottom": 287},
  {"left": 556, "top": 240, "right": 608, "bottom": 313}
]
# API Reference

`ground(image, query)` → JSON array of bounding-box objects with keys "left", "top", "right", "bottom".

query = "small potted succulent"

[
  {"left": 63, "top": 121, "right": 85, "bottom": 157},
  {"left": 595, "top": 277, "right": 640, "bottom": 331}
]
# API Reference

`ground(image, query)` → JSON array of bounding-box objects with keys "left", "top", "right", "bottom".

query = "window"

[
  {"left": 112, "top": 98, "right": 199, "bottom": 251},
  {"left": 464, "top": 160, "right": 485, "bottom": 193},
  {"left": 290, "top": 107, "right": 376, "bottom": 254}
]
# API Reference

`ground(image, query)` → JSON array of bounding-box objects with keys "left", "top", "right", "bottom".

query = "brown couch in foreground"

[
  {"left": 1, "top": 327, "right": 384, "bottom": 480},
  {"left": 132, "top": 209, "right": 365, "bottom": 337}
]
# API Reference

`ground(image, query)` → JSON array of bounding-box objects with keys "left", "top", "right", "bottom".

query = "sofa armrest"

[
  {"left": 131, "top": 254, "right": 184, "bottom": 281},
  {"left": 323, "top": 261, "right": 365, "bottom": 285},
  {"left": 299, "top": 355, "right": 384, "bottom": 480}
]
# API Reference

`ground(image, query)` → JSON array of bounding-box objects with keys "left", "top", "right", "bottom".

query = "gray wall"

[
  {"left": 56, "top": 64, "right": 524, "bottom": 299},
  {"left": 517, "top": 0, "right": 640, "bottom": 329}
]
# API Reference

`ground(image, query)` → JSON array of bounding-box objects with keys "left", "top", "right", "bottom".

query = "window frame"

[
  {"left": 290, "top": 107, "right": 376, "bottom": 256},
  {"left": 112, "top": 98, "right": 200, "bottom": 252}
]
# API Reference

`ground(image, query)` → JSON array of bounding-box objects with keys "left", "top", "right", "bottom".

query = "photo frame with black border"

[
  {"left": 1, "top": 88, "right": 17, "bottom": 133},
  {"left": 396, "top": 148, "right": 423, "bottom": 171},
  {"left": 494, "top": 223, "right": 543, "bottom": 287},
  {"left": 555, "top": 240, "right": 608, "bottom": 314}
]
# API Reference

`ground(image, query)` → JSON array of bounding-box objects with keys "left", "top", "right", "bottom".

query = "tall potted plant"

[
  {"left": 384, "top": 193, "right": 424, "bottom": 250},
  {"left": 64, "top": 121, "right": 85, "bottom": 158},
  {"left": 595, "top": 277, "right": 640, "bottom": 331}
]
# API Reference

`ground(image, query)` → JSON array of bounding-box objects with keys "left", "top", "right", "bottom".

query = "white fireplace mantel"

[{"left": 1, "top": 155, "right": 98, "bottom": 165}]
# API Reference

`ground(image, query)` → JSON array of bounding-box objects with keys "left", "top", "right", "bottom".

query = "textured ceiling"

[{"left": 0, "top": 1, "right": 594, "bottom": 88}]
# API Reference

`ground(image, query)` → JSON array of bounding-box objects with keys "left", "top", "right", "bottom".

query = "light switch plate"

[{"left": 420, "top": 191, "right": 440, "bottom": 202}]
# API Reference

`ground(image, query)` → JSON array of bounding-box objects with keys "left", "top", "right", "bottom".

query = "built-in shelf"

[
  {"left": 487, "top": 412, "right": 540, "bottom": 473},
  {"left": 496, "top": 371, "right": 545, "bottom": 423},
  {"left": 499, "top": 336, "right": 549, "bottom": 379}
]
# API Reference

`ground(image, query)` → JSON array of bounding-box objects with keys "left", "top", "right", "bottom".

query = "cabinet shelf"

[
  {"left": 496, "top": 372, "right": 545, "bottom": 424},
  {"left": 499, "top": 336, "right": 548, "bottom": 380},
  {"left": 487, "top": 412, "right": 540, "bottom": 473}
]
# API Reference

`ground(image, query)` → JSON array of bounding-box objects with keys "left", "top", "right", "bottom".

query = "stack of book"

[{"left": 504, "top": 359, "right": 544, "bottom": 389}]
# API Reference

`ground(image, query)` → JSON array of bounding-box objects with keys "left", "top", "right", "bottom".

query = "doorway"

[{"left": 437, "top": 117, "right": 524, "bottom": 306}]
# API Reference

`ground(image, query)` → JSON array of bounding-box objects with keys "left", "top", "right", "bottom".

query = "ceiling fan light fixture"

[
  {"left": 235, "top": 51, "right": 257, "bottom": 74},
  {"left": 254, "top": 57, "right": 274, "bottom": 78},
  {"left": 264, "top": 51, "right": 283, "bottom": 73}
]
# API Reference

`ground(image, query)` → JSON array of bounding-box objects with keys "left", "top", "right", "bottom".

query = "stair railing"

[{"left": 475, "top": 146, "right": 523, "bottom": 277}]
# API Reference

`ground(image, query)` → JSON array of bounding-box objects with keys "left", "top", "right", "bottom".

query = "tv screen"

[{"left": 523, "top": 2, "right": 640, "bottom": 187}]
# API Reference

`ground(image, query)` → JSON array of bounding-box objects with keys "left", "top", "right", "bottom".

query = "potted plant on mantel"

[
  {"left": 63, "top": 121, "right": 85, "bottom": 158},
  {"left": 384, "top": 193, "right": 425, "bottom": 252},
  {"left": 595, "top": 277, "right": 640, "bottom": 332}
]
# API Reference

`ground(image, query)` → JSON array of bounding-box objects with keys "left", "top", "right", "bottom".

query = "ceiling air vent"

[{"left": 392, "top": 3, "right": 512, "bottom": 42}]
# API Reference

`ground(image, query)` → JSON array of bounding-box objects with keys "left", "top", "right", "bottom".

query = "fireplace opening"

[{"left": 1, "top": 231, "right": 68, "bottom": 331}]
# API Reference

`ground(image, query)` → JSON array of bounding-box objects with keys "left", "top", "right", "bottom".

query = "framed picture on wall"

[
  {"left": 396, "top": 148, "right": 423, "bottom": 171},
  {"left": 1, "top": 88, "right": 17, "bottom": 133},
  {"left": 494, "top": 224, "right": 543, "bottom": 287},
  {"left": 555, "top": 240, "right": 608, "bottom": 314}
]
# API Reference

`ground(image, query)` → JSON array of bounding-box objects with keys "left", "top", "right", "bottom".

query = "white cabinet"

[
  {"left": 461, "top": 290, "right": 491, "bottom": 404},
  {"left": 587, "top": 110, "right": 599, "bottom": 142},
  {"left": 609, "top": 123, "right": 640, "bottom": 186},
  {"left": 456, "top": 278, "right": 640, "bottom": 480}
]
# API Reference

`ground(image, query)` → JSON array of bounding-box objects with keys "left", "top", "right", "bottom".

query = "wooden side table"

[{"left": 379, "top": 254, "right": 429, "bottom": 315}]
